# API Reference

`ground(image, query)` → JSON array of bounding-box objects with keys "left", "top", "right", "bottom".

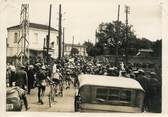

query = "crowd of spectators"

[{"left": 6, "top": 55, "right": 161, "bottom": 112}]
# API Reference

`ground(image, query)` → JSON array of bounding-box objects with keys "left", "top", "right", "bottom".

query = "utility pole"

[
  {"left": 62, "top": 27, "right": 65, "bottom": 57},
  {"left": 115, "top": 4, "right": 120, "bottom": 67},
  {"left": 70, "top": 36, "right": 74, "bottom": 56},
  {"left": 72, "top": 36, "right": 74, "bottom": 49},
  {"left": 46, "top": 4, "right": 52, "bottom": 65},
  {"left": 125, "top": 5, "right": 130, "bottom": 65},
  {"left": 95, "top": 30, "right": 97, "bottom": 44},
  {"left": 43, "top": 38, "right": 46, "bottom": 63},
  {"left": 58, "top": 4, "right": 62, "bottom": 59}
]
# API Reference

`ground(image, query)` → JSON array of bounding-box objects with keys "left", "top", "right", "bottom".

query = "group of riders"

[{"left": 6, "top": 55, "right": 161, "bottom": 112}]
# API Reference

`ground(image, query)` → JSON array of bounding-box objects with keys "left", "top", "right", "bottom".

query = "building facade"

[
  {"left": 64, "top": 43, "right": 87, "bottom": 56},
  {"left": 7, "top": 23, "right": 58, "bottom": 64}
]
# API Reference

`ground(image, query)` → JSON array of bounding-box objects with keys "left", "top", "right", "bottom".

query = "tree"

[
  {"left": 96, "top": 21, "right": 136, "bottom": 55},
  {"left": 152, "top": 39, "right": 162, "bottom": 57},
  {"left": 89, "top": 47, "right": 99, "bottom": 57},
  {"left": 83, "top": 41, "right": 94, "bottom": 55},
  {"left": 95, "top": 21, "right": 157, "bottom": 57},
  {"left": 126, "top": 37, "right": 153, "bottom": 56},
  {"left": 84, "top": 20, "right": 159, "bottom": 57},
  {"left": 70, "top": 48, "right": 79, "bottom": 55}
]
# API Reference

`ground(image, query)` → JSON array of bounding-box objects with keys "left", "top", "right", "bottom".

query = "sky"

[{"left": 2, "top": 0, "right": 163, "bottom": 44}]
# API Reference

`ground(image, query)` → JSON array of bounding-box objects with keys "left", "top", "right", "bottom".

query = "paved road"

[{"left": 23, "top": 84, "right": 76, "bottom": 112}]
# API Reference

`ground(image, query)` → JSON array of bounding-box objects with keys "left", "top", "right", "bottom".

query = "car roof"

[{"left": 78, "top": 74, "right": 144, "bottom": 91}]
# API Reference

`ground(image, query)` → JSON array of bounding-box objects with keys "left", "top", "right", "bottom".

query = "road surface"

[{"left": 23, "top": 84, "right": 75, "bottom": 112}]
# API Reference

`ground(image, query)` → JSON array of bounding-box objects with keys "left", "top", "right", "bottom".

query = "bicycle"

[
  {"left": 51, "top": 72, "right": 64, "bottom": 97},
  {"left": 57, "top": 79, "right": 63, "bottom": 97},
  {"left": 64, "top": 73, "right": 74, "bottom": 89},
  {"left": 48, "top": 82, "right": 57, "bottom": 108}
]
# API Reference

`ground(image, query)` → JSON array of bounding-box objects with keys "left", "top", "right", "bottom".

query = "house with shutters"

[{"left": 6, "top": 22, "right": 58, "bottom": 64}]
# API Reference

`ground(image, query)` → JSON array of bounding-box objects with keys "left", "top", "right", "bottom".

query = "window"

[
  {"left": 64, "top": 46, "right": 67, "bottom": 51},
  {"left": 34, "top": 33, "right": 38, "bottom": 43},
  {"left": 96, "top": 88, "right": 108, "bottom": 100},
  {"left": 135, "top": 90, "right": 144, "bottom": 107},
  {"left": 14, "top": 33, "right": 18, "bottom": 43},
  {"left": 120, "top": 90, "right": 131, "bottom": 102},
  {"left": 108, "top": 89, "right": 120, "bottom": 100},
  {"left": 80, "top": 86, "right": 91, "bottom": 103},
  {"left": 57, "top": 36, "right": 59, "bottom": 44},
  {"left": 69, "top": 46, "right": 71, "bottom": 51},
  {"left": 51, "top": 42, "right": 54, "bottom": 48},
  {"left": 95, "top": 88, "right": 132, "bottom": 106}
]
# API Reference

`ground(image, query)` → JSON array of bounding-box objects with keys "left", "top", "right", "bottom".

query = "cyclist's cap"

[{"left": 42, "top": 66, "right": 46, "bottom": 70}]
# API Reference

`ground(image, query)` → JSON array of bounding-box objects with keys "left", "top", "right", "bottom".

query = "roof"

[
  {"left": 139, "top": 49, "right": 153, "bottom": 52},
  {"left": 78, "top": 74, "right": 144, "bottom": 91},
  {"left": 29, "top": 48, "right": 43, "bottom": 51},
  {"left": 65, "top": 43, "right": 86, "bottom": 48},
  {"left": 7, "top": 23, "right": 58, "bottom": 31},
  {"left": 29, "top": 48, "right": 54, "bottom": 52}
]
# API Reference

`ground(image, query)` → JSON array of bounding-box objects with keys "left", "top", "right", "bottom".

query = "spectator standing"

[
  {"left": 9, "top": 63, "right": 16, "bottom": 87},
  {"left": 13, "top": 65, "right": 29, "bottom": 110},
  {"left": 15, "top": 65, "right": 28, "bottom": 90},
  {"left": 27, "top": 65, "right": 35, "bottom": 94}
]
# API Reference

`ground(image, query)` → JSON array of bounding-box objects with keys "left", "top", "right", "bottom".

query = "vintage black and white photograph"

[{"left": 4, "top": 0, "right": 162, "bottom": 113}]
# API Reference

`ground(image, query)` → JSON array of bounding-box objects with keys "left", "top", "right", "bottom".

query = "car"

[
  {"left": 6, "top": 87, "right": 24, "bottom": 111},
  {"left": 74, "top": 74, "right": 145, "bottom": 113}
]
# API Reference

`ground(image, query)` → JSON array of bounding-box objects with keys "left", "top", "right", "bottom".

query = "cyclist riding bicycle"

[
  {"left": 64, "top": 68, "right": 73, "bottom": 89},
  {"left": 51, "top": 69, "right": 63, "bottom": 96}
]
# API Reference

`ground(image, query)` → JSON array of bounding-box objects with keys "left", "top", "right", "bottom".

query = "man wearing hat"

[
  {"left": 35, "top": 64, "right": 47, "bottom": 104},
  {"left": 27, "top": 65, "right": 35, "bottom": 94},
  {"left": 15, "top": 65, "right": 28, "bottom": 90},
  {"left": 8, "top": 62, "right": 16, "bottom": 87}
]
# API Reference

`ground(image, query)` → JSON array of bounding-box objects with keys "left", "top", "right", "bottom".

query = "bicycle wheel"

[
  {"left": 48, "top": 93, "right": 51, "bottom": 108},
  {"left": 51, "top": 92, "right": 55, "bottom": 102},
  {"left": 59, "top": 84, "right": 63, "bottom": 97}
]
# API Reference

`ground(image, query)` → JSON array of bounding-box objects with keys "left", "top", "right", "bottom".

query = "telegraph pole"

[
  {"left": 58, "top": 4, "right": 62, "bottom": 59},
  {"left": 125, "top": 5, "right": 130, "bottom": 65},
  {"left": 95, "top": 30, "right": 97, "bottom": 44},
  {"left": 47, "top": 4, "right": 52, "bottom": 65},
  {"left": 72, "top": 36, "right": 74, "bottom": 49},
  {"left": 115, "top": 5, "right": 120, "bottom": 67},
  {"left": 43, "top": 38, "right": 46, "bottom": 63},
  {"left": 70, "top": 36, "right": 74, "bottom": 56},
  {"left": 62, "top": 27, "right": 65, "bottom": 57}
]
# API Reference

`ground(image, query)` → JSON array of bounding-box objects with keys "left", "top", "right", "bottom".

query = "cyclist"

[
  {"left": 51, "top": 69, "right": 63, "bottom": 96},
  {"left": 64, "top": 68, "right": 72, "bottom": 89},
  {"left": 35, "top": 64, "right": 47, "bottom": 104}
]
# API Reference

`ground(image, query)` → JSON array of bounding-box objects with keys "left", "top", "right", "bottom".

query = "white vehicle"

[{"left": 74, "top": 74, "right": 145, "bottom": 113}]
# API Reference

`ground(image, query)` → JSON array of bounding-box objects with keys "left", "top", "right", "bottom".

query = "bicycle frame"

[{"left": 48, "top": 83, "right": 57, "bottom": 108}]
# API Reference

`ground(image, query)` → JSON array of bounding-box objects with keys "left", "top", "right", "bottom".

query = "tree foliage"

[
  {"left": 70, "top": 47, "right": 79, "bottom": 55},
  {"left": 152, "top": 40, "right": 162, "bottom": 57},
  {"left": 84, "top": 21, "right": 161, "bottom": 58},
  {"left": 95, "top": 21, "right": 137, "bottom": 55},
  {"left": 83, "top": 41, "right": 94, "bottom": 55}
]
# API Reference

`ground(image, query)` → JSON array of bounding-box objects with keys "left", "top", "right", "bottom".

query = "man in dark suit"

[
  {"left": 27, "top": 65, "right": 35, "bottom": 94},
  {"left": 15, "top": 65, "right": 28, "bottom": 90},
  {"left": 13, "top": 65, "right": 29, "bottom": 110}
]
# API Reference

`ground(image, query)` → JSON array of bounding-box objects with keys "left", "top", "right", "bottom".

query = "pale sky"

[{"left": 3, "top": 0, "right": 163, "bottom": 44}]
